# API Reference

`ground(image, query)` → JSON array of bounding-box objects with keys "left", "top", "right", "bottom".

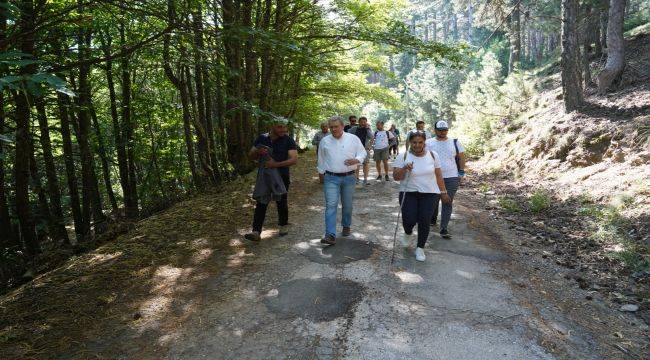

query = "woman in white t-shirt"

[{"left": 393, "top": 131, "right": 450, "bottom": 261}]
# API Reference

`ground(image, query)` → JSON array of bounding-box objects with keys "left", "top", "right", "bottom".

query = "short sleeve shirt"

[
  {"left": 424, "top": 138, "right": 465, "bottom": 178},
  {"left": 373, "top": 130, "right": 394, "bottom": 150},
  {"left": 254, "top": 133, "right": 297, "bottom": 178},
  {"left": 394, "top": 151, "right": 442, "bottom": 193}
]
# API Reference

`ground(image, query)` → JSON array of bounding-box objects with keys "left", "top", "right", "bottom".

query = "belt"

[{"left": 325, "top": 171, "right": 355, "bottom": 177}]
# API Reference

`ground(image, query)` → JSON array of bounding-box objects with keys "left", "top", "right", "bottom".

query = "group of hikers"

[{"left": 244, "top": 115, "right": 466, "bottom": 262}]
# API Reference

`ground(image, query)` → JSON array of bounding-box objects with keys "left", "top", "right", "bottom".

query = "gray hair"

[{"left": 328, "top": 116, "right": 344, "bottom": 127}]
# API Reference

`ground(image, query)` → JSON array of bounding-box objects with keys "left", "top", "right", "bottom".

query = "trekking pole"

[{"left": 389, "top": 168, "right": 411, "bottom": 272}]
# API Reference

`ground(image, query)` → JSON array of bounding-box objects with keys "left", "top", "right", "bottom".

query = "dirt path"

[{"left": 2, "top": 154, "right": 636, "bottom": 359}]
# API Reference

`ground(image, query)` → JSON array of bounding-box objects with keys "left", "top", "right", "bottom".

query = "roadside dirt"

[{"left": 2, "top": 153, "right": 645, "bottom": 359}]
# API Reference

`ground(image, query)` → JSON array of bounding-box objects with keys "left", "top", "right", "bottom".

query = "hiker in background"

[
  {"left": 405, "top": 120, "right": 432, "bottom": 152},
  {"left": 373, "top": 121, "right": 395, "bottom": 181},
  {"left": 393, "top": 131, "right": 449, "bottom": 262},
  {"left": 388, "top": 124, "right": 400, "bottom": 159},
  {"left": 311, "top": 122, "right": 329, "bottom": 155},
  {"left": 343, "top": 115, "right": 357, "bottom": 132},
  {"left": 317, "top": 116, "right": 367, "bottom": 245},
  {"left": 425, "top": 120, "right": 466, "bottom": 239},
  {"left": 244, "top": 118, "right": 298, "bottom": 241},
  {"left": 347, "top": 116, "right": 374, "bottom": 185}
]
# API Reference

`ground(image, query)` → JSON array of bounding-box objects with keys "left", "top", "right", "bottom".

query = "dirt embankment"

[{"left": 471, "top": 31, "right": 649, "bottom": 324}]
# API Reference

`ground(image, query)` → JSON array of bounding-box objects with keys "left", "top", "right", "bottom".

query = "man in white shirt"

[
  {"left": 405, "top": 120, "right": 432, "bottom": 152},
  {"left": 373, "top": 121, "right": 395, "bottom": 181},
  {"left": 317, "top": 116, "right": 367, "bottom": 245},
  {"left": 424, "top": 120, "right": 466, "bottom": 239}
]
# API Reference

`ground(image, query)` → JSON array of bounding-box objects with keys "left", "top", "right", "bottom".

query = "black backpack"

[{"left": 453, "top": 138, "right": 460, "bottom": 170}]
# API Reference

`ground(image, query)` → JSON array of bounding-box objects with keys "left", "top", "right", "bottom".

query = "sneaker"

[
  {"left": 376, "top": 175, "right": 382, "bottom": 180},
  {"left": 342, "top": 226, "right": 351, "bottom": 236},
  {"left": 244, "top": 231, "right": 261, "bottom": 242},
  {"left": 415, "top": 247, "right": 426, "bottom": 262},
  {"left": 440, "top": 229, "right": 452, "bottom": 239},
  {"left": 400, "top": 232, "right": 415, "bottom": 247},
  {"left": 384, "top": 174, "right": 390, "bottom": 181},
  {"left": 430, "top": 219, "right": 437, "bottom": 226},
  {"left": 356, "top": 179, "right": 360, "bottom": 185},
  {"left": 363, "top": 179, "right": 369, "bottom": 186},
  {"left": 321, "top": 234, "right": 336, "bottom": 245},
  {"left": 279, "top": 225, "right": 289, "bottom": 236}
]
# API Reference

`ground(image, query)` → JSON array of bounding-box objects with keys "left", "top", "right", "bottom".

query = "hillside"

[{"left": 470, "top": 29, "right": 649, "bottom": 323}]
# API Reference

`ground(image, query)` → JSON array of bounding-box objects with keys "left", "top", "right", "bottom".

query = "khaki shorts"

[{"left": 373, "top": 147, "right": 389, "bottom": 161}]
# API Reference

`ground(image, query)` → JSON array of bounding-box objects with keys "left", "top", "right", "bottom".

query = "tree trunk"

[
  {"left": 581, "top": 4, "right": 593, "bottom": 87},
  {"left": 13, "top": 0, "right": 38, "bottom": 257},
  {"left": 508, "top": 1, "right": 521, "bottom": 74},
  {"left": 162, "top": 5, "right": 200, "bottom": 188},
  {"left": 597, "top": 0, "right": 626, "bottom": 94},
  {"left": 35, "top": 100, "right": 70, "bottom": 245},
  {"left": 431, "top": 11, "right": 437, "bottom": 42},
  {"left": 0, "top": 93, "right": 16, "bottom": 247},
  {"left": 451, "top": 12, "right": 458, "bottom": 42},
  {"left": 28, "top": 134, "right": 52, "bottom": 245},
  {"left": 466, "top": 2, "right": 473, "bottom": 43},
  {"left": 192, "top": 7, "right": 214, "bottom": 183},
  {"left": 120, "top": 23, "right": 139, "bottom": 218},
  {"left": 561, "top": 0, "right": 584, "bottom": 112},
  {"left": 100, "top": 33, "right": 131, "bottom": 217},
  {"left": 57, "top": 91, "right": 85, "bottom": 243},
  {"left": 76, "top": 19, "right": 107, "bottom": 234},
  {"left": 90, "top": 104, "right": 118, "bottom": 213}
]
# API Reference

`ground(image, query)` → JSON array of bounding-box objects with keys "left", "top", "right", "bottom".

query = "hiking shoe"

[
  {"left": 400, "top": 232, "right": 415, "bottom": 247},
  {"left": 279, "top": 225, "right": 289, "bottom": 236},
  {"left": 440, "top": 229, "right": 451, "bottom": 239},
  {"left": 321, "top": 234, "right": 336, "bottom": 245},
  {"left": 244, "top": 231, "right": 261, "bottom": 242},
  {"left": 376, "top": 175, "right": 382, "bottom": 180},
  {"left": 384, "top": 174, "right": 390, "bottom": 181},
  {"left": 363, "top": 179, "right": 369, "bottom": 186},
  {"left": 415, "top": 247, "right": 426, "bottom": 262},
  {"left": 342, "top": 226, "right": 351, "bottom": 237}
]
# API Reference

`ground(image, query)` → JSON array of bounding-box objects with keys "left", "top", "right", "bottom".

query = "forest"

[{"left": 0, "top": 0, "right": 648, "bottom": 292}]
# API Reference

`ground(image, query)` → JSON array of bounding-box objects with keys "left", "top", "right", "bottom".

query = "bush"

[
  {"left": 498, "top": 197, "right": 521, "bottom": 213},
  {"left": 529, "top": 189, "right": 551, "bottom": 213}
]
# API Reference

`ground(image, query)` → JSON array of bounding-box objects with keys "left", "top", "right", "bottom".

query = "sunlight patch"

[
  {"left": 455, "top": 270, "right": 475, "bottom": 279},
  {"left": 394, "top": 271, "right": 424, "bottom": 284},
  {"left": 88, "top": 251, "right": 123, "bottom": 265}
]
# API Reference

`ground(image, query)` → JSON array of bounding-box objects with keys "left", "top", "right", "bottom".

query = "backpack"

[
  {"left": 453, "top": 138, "right": 460, "bottom": 170},
  {"left": 403, "top": 150, "right": 437, "bottom": 163}
]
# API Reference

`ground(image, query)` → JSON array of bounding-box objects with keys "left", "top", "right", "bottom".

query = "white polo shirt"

[
  {"left": 317, "top": 132, "right": 367, "bottom": 174},
  {"left": 394, "top": 151, "right": 442, "bottom": 193}
]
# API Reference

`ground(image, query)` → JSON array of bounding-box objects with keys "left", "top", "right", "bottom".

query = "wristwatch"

[{"left": 458, "top": 169, "right": 466, "bottom": 176}]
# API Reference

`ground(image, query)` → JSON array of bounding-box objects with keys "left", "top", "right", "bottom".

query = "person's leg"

[
  {"left": 440, "top": 177, "right": 460, "bottom": 232},
  {"left": 340, "top": 175, "right": 356, "bottom": 228},
  {"left": 252, "top": 201, "right": 269, "bottom": 233},
  {"left": 363, "top": 162, "right": 369, "bottom": 181},
  {"left": 276, "top": 176, "right": 290, "bottom": 226},
  {"left": 375, "top": 161, "right": 382, "bottom": 177},
  {"left": 431, "top": 197, "right": 440, "bottom": 225},
  {"left": 416, "top": 193, "right": 437, "bottom": 248},
  {"left": 382, "top": 158, "right": 389, "bottom": 176},
  {"left": 399, "top": 192, "right": 417, "bottom": 234},
  {"left": 323, "top": 175, "right": 341, "bottom": 236}
]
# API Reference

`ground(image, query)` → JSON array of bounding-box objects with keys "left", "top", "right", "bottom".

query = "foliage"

[
  {"left": 498, "top": 197, "right": 521, "bottom": 213},
  {"left": 528, "top": 189, "right": 551, "bottom": 213}
]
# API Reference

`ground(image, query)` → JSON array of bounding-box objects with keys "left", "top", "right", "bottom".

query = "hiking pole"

[{"left": 389, "top": 168, "right": 411, "bottom": 272}]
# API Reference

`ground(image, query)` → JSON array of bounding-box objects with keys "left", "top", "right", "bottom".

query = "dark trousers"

[
  {"left": 399, "top": 192, "right": 438, "bottom": 248},
  {"left": 432, "top": 177, "right": 460, "bottom": 231},
  {"left": 252, "top": 174, "right": 290, "bottom": 232}
]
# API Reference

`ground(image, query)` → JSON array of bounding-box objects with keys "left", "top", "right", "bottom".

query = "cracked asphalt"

[{"left": 162, "top": 162, "right": 600, "bottom": 360}]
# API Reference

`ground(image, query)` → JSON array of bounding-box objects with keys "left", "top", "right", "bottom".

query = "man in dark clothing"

[
  {"left": 346, "top": 116, "right": 373, "bottom": 185},
  {"left": 343, "top": 115, "right": 357, "bottom": 132},
  {"left": 244, "top": 119, "right": 298, "bottom": 241}
]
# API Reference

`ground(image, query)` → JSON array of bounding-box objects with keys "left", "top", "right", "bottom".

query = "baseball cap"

[{"left": 435, "top": 120, "right": 449, "bottom": 130}]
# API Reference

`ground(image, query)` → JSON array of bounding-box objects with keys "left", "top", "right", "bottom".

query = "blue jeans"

[
  {"left": 323, "top": 174, "right": 356, "bottom": 237},
  {"left": 431, "top": 177, "right": 460, "bottom": 231}
]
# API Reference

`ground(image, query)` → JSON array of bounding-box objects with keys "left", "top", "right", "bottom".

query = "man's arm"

[
  {"left": 458, "top": 152, "right": 466, "bottom": 172},
  {"left": 249, "top": 146, "right": 261, "bottom": 160},
  {"left": 266, "top": 150, "right": 298, "bottom": 168}
]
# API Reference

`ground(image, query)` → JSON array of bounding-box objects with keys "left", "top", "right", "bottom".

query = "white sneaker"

[
  {"left": 400, "top": 232, "right": 414, "bottom": 247},
  {"left": 415, "top": 247, "right": 426, "bottom": 262}
]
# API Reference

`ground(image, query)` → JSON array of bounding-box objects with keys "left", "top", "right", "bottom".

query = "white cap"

[{"left": 435, "top": 120, "right": 449, "bottom": 130}]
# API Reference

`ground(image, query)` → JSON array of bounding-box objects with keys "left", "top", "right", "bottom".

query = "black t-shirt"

[
  {"left": 253, "top": 133, "right": 297, "bottom": 178},
  {"left": 344, "top": 124, "right": 352, "bottom": 132}
]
